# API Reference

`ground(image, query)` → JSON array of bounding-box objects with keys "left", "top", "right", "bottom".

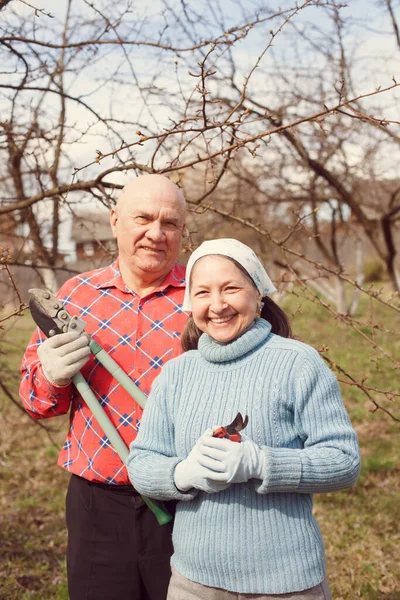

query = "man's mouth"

[{"left": 140, "top": 246, "right": 164, "bottom": 253}]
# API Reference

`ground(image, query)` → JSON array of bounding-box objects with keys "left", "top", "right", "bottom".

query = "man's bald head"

[
  {"left": 116, "top": 174, "right": 186, "bottom": 216},
  {"left": 110, "top": 174, "right": 187, "bottom": 292}
]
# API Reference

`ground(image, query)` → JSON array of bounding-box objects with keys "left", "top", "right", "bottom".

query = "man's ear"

[{"left": 110, "top": 207, "right": 118, "bottom": 238}]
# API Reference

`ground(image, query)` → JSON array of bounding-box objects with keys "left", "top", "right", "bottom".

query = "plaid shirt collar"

[{"left": 95, "top": 258, "right": 185, "bottom": 295}]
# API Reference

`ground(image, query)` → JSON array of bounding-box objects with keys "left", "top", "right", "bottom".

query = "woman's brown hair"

[{"left": 180, "top": 256, "right": 292, "bottom": 352}]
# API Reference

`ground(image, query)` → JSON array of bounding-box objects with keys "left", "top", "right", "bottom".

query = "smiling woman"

[{"left": 127, "top": 237, "right": 361, "bottom": 600}]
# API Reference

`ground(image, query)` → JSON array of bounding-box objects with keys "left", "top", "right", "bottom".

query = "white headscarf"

[{"left": 183, "top": 238, "right": 277, "bottom": 311}]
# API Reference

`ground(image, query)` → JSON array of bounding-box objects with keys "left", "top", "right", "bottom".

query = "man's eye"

[{"left": 194, "top": 290, "right": 207, "bottom": 297}]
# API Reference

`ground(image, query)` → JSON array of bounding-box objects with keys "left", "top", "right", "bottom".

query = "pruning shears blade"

[
  {"left": 28, "top": 293, "right": 64, "bottom": 337},
  {"left": 28, "top": 288, "right": 80, "bottom": 338},
  {"left": 212, "top": 412, "right": 249, "bottom": 443},
  {"left": 227, "top": 412, "right": 249, "bottom": 434}
]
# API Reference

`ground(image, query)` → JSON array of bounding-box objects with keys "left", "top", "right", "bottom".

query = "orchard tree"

[{"left": 0, "top": 0, "right": 399, "bottom": 418}]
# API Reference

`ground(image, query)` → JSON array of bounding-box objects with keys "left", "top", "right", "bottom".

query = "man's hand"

[
  {"left": 174, "top": 431, "right": 231, "bottom": 494},
  {"left": 37, "top": 331, "right": 91, "bottom": 387},
  {"left": 197, "top": 434, "right": 266, "bottom": 484}
]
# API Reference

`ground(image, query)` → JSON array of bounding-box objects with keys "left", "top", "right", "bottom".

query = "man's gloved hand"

[
  {"left": 37, "top": 331, "right": 91, "bottom": 387},
  {"left": 174, "top": 431, "right": 231, "bottom": 494},
  {"left": 197, "top": 434, "right": 266, "bottom": 484}
]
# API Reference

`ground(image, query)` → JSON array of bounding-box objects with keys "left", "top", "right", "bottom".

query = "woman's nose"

[{"left": 209, "top": 293, "right": 227, "bottom": 312}]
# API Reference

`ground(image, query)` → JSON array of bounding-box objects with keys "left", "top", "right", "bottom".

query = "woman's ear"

[{"left": 256, "top": 294, "right": 263, "bottom": 317}]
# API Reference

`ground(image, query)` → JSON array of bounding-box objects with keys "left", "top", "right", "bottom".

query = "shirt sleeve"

[
  {"left": 256, "top": 346, "right": 361, "bottom": 495},
  {"left": 19, "top": 283, "right": 77, "bottom": 420},
  {"left": 127, "top": 371, "right": 197, "bottom": 502}
]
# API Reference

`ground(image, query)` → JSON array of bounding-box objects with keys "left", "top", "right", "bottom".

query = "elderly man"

[{"left": 20, "top": 174, "right": 188, "bottom": 600}]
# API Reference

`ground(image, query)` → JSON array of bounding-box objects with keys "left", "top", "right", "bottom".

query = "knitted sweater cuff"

[
  {"left": 130, "top": 457, "right": 199, "bottom": 502},
  {"left": 255, "top": 448, "right": 302, "bottom": 493}
]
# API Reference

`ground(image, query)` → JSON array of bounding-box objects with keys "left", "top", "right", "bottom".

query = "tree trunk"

[
  {"left": 348, "top": 238, "right": 364, "bottom": 316},
  {"left": 335, "top": 278, "right": 347, "bottom": 315},
  {"left": 35, "top": 264, "right": 59, "bottom": 294}
]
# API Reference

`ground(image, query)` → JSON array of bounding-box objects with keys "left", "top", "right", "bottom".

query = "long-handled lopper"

[{"left": 28, "top": 288, "right": 172, "bottom": 526}]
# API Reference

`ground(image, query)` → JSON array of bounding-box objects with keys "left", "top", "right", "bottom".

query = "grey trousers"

[{"left": 167, "top": 566, "right": 332, "bottom": 600}]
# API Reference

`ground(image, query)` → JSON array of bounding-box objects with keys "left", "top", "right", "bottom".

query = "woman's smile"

[{"left": 208, "top": 314, "right": 236, "bottom": 325}]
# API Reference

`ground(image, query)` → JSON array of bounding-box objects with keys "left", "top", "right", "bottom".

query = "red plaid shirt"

[{"left": 20, "top": 260, "right": 187, "bottom": 484}]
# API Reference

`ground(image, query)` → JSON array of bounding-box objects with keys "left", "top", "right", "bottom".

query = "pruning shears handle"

[
  {"left": 73, "top": 373, "right": 172, "bottom": 525},
  {"left": 28, "top": 288, "right": 172, "bottom": 526},
  {"left": 212, "top": 412, "right": 249, "bottom": 443},
  {"left": 88, "top": 339, "right": 148, "bottom": 409}
]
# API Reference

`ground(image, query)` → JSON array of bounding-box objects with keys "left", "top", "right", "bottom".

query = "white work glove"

[
  {"left": 197, "top": 434, "right": 266, "bottom": 484},
  {"left": 174, "top": 431, "right": 231, "bottom": 494},
  {"left": 37, "top": 331, "right": 91, "bottom": 387}
]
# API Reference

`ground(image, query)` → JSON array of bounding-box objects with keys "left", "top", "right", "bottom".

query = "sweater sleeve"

[
  {"left": 127, "top": 371, "right": 198, "bottom": 502},
  {"left": 256, "top": 346, "right": 361, "bottom": 495}
]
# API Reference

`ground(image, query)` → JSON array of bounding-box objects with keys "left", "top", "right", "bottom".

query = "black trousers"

[{"left": 66, "top": 474, "right": 175, "bottom": 600}]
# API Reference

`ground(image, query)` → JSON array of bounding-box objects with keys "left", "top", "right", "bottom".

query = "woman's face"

[{"left": 190, "top": 255, "right": 259, "bottom": 344}]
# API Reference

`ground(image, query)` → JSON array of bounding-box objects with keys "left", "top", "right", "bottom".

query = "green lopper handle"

[
  {"left": 141, "top": 497, "right": 173, "bottom": 526},
  {"left": 72, "top": 372, "right": 172, "bottom": 525},
  {"left": 89, "top": 339, "right": 148, "bottom": 409}
]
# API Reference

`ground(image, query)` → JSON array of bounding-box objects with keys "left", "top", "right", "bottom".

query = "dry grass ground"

[{"left": 0, "top": 288, "right": 399, "bottom": 599}]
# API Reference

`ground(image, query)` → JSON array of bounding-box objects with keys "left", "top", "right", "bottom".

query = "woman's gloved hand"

[
  {"left": 197, "top": 434, "right": 266, "bottom": 484},
  {"left": 37, "top": 331, "right": 91, "bottom": 387},
  {"left": 174, "top": 431, "right": 231, "bottom": 494}
]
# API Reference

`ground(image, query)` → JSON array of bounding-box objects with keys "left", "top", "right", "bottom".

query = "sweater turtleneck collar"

[{"left": 197, "top": 318, "right": 272, "bottom": 363}]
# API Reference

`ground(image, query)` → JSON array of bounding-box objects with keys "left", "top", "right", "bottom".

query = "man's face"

[{"left": 110, "top": 186, "right": 185, "bottom": 283}]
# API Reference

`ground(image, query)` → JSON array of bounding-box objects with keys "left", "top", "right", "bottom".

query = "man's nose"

[{"left": 146, "top": 221, "right": 166, "bottom": 241}]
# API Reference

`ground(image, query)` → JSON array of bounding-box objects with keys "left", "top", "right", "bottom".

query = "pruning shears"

[
  {"left": 212, "top": 412, "right": 249, "bottom": 443},
  {"left": 28, "top": 288, "right": 172, "bottom": 526}
]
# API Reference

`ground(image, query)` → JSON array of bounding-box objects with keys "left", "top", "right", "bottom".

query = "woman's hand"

[
  {"left": 174, "top": 431, "right": 231, "bottom": 493},
  {"left": 197, "top": 434, "right": 266, "bottom": 484}
]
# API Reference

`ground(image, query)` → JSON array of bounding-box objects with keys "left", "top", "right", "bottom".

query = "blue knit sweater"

[{"left": 127, "top": 319, "right": 360, "bottom": 594}]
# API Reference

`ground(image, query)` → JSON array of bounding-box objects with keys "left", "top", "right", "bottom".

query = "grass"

[
  {"left": 0, "top": 314, "right": 71, "bottom": 599},
  {"left": 282, "top": 286, "right": 400, "bottom": 599},
  {"left": 0, "top": 288, "right": 399, "bottom": 599}
]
